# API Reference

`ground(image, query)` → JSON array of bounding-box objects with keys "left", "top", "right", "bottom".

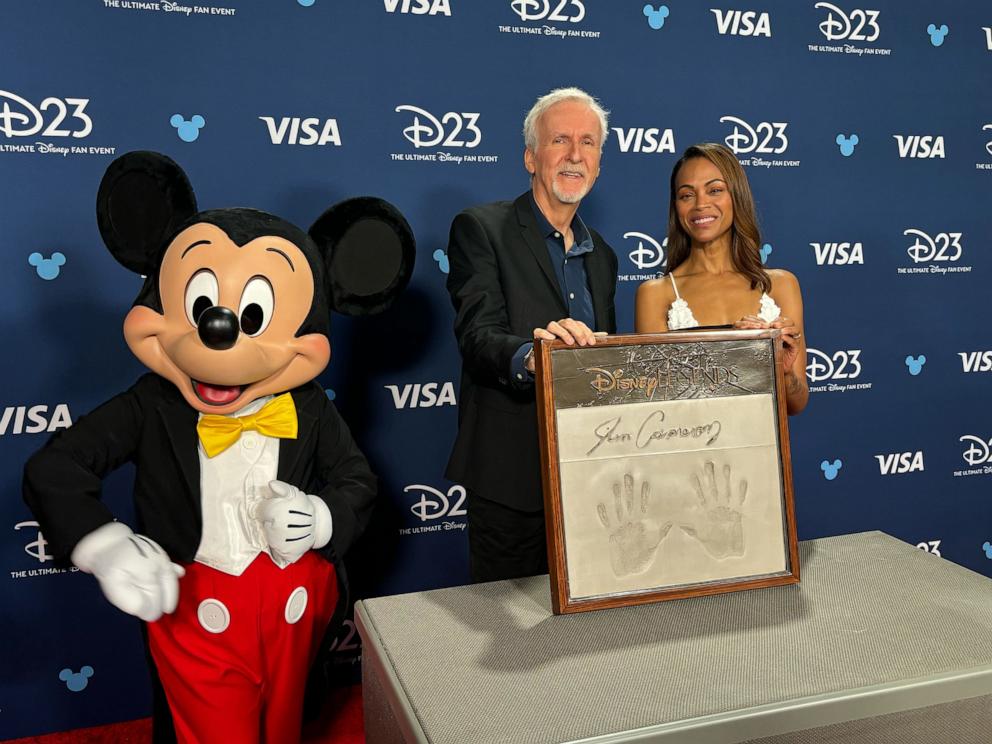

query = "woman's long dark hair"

[{"left": 666, "top": 143, "right": 771, "bottom": 292}]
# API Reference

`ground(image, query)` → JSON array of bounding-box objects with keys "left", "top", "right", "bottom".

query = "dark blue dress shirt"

[{"left": 510, "top": 195, "right": 596, "bottom": 385}]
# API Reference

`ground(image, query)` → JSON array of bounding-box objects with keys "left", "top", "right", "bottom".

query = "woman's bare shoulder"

[
  {"left": 767, "top": 268, "right": 801, "bottom": 292},
  {"left": 637, "top": 275, "right": 676, "bottom": 300}
]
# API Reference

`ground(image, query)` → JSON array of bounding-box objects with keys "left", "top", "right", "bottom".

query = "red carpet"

[{"left": 2, "top": 685, "right": 365, "bottom": 744}]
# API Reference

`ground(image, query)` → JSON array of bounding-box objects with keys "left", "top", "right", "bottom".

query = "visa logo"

[
  {"left": 875, "top": 451, "right": 924, "bottom": 475},
  {"left": 384, "top": 382, "right": 457, "bottom": 409},
  {"left": 0, "top": 404, "right": 72, "bottom": 435},
  {"left": 894, "top": 135, "right": 945, "bottom": 159},
  {"left": 259, "top": 117, "right": 341, "bottom": 146}
]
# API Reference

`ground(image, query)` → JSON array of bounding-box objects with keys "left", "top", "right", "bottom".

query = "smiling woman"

[{"left": 635, "top": 143, "right": 809, "bottom": 414}]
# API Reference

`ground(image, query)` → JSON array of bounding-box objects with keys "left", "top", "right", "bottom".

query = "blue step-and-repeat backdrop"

[{"left": 2, "top": 1, "right": 990, "bottom": 738}]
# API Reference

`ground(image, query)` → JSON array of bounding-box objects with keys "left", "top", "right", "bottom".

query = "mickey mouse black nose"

[{"left": 197, "top": 306, "right": 239, "bottom": 350}]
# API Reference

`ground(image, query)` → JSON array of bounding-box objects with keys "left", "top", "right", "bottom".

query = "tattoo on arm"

[{"left": 786, "top": 372, "right": 803, "bottom": 395}]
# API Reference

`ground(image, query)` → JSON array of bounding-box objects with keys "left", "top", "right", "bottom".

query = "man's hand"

[
  {"left": 527, "top": 319, "right": 606, "bottom": 372},
  {"left": 255, "top": 481, "right": 332, "bottom": 565},
  {"left": 71, "top": 522, "right": 185, "bottom": 622}
]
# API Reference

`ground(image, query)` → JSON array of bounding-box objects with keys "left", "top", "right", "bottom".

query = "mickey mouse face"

[
  {"left": 98, "top": 151, "right": 415, "bottom": 415},
  {"left": 125, "top": 222, "right": 329, "bottom": 412}
]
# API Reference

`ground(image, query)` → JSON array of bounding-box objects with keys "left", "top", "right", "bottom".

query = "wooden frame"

[{"left": 535, "top": 330, "right": 800, "bottom": 614}]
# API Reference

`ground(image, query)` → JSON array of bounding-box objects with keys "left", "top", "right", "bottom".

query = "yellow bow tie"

[{"left": 197, "top": 393, "right": 298, "bottom": 458}]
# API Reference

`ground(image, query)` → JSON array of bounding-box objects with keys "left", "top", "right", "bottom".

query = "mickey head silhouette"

[
  {"left": 59, "top": 666, "right": 94, "bottom": 692},
  {"left": 28, "top": 251, "right": 66, "bottom": 280},
  {"left": 432, "top": 248, "right": 450, "bottom": 274},
  {"left": 904, "top": 355, "right": 926, "bottom": 376},
  {"left": 820, "top": 459, "right": 843, "bottom": 480},
  {"left": 170, "top": 114, "right": 206, "bottom": 143},
  {"left": 642, "top": 4, "right": 669, "bottom": 30},
  {"left": 836, "top": 133, "right": 859, "bottom": 157},
  {"left": 926, "top": 24, "right": 949, "bottom": 47}
]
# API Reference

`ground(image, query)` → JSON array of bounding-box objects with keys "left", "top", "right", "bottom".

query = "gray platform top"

[{"left": 356, "top": 532, "right": 992, "bottom": 744}]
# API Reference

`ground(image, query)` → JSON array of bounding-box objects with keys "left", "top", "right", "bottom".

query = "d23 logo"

[
  {"left": 14, "top": 521, "right": 53, "bottom": 563},
  {"left": 624, "top": 231, "right": 667, "bottom": 271},
  {"left": 0, "top": 90, "right": 93, "bottom": 139},
  {"left": 983, "top": 124, "right": 992, "bottom": 157},
  {"left": 916, "top": 540, "right": 941, "bottom": 557},
  {"left": 510, "top": 0, "right": 585, "bottom": 22},
  {"left": 806, "top": 348, "right": 862, "bottom": 382},
  {"left": 813, "top": 3, "right": 880, "bottom": 42},
  {"left": 395, "top": 105, "right": 481, "bottom": 149},
  {"left": 904, "top": 229, "right": 962, "bottom": 263},
  {"left": 328, "top": 619, "right": 361, "bottom": 656},
  {"left": 719, "top": 116, "right": 788, "bottom": 154},
  {"left": 960, "top": 435, "right": 992, "bottom": 466},
  {"left": 406, "top": 484, "right": 468, "bottom": 521}
]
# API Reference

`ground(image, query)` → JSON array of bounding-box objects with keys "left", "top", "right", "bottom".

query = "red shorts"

[{"left": 146, "top": 551, "right": 338, "bottom": 744}]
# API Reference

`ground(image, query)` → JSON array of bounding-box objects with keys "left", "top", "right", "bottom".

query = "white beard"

[{"left": 552, "top": 179, "right": 588, "bottom": 204}]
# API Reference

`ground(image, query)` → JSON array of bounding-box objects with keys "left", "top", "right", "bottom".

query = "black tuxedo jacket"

[
  {"left": 23, "top": 373, "right": 375, "bottom": 740},
  {"left": 445, "top": 192, "right": 618, "bottom": 510},
  {"left": 23, "top": 373, "right": 376, "bottom": 568}
]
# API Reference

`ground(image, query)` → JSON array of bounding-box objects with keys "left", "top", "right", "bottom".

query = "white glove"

[
  {"left": 71, "top": 522, "right": 185, "bottom": 622},
  {"left": 255, "top": 480, "right": 332, "bottom": 566}
]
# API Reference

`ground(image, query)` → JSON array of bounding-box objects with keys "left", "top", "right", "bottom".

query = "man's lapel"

[{"left": 513, "top": 193, "right": 567, "bottom": 314}]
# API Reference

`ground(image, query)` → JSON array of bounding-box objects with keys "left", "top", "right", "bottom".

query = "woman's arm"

[
  {"left": 768, "top": 269, "right": 809, "bottom": 415},
  {"left": 634, "top": 277, "right": 674, "bottom": 333}
]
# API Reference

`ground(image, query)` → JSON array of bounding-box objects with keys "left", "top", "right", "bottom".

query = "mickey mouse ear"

[
  {"left": 309, "top": 197, "right": 416, "bottom": 316},
  {"left": 97, "top": 151, "right": 197, "bottom": 275}
]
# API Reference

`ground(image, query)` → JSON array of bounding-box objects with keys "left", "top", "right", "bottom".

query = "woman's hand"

[
  {"left": 734, "top": 315, "right": 804, "bottom": 385},
  {"left": 770, "top": 316, "right": 803, "bottom": 371},
  {"left": 733, "top": 314, "right": 768, "bottom": 330}
]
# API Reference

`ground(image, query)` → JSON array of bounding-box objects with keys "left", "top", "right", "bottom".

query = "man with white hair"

[{"left": 445, "top": 87, "right": 619, "bottom": 582}]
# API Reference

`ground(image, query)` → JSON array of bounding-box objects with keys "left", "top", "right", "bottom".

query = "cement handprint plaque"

[{"left": 536, "top": 330, "right": 799, "bottom": 614}]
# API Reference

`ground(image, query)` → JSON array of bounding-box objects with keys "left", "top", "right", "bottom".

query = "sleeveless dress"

[{"left": 666, "top": 273, "right": 780, "bottom": 330}]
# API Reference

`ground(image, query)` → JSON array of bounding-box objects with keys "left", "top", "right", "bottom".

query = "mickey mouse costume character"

[{"left": 23, "top": 151, "right": 415, "bottom": 744}]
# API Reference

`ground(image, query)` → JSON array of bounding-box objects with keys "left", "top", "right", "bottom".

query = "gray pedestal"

[{"left": 356, "top": 532, "right": 992, "bottom": 743}]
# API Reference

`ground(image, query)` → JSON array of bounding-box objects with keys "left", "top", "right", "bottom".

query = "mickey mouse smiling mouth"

[{"left": 192, "top": 381, "right": 246, "bottom": 407}]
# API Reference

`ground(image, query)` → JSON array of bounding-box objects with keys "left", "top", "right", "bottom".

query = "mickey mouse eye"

[
  {"left": 238, "top": 276, "right": 274, "bottom": 336},
  {"left": 184, "top": 270, "right": 219, "bottom": 326}
]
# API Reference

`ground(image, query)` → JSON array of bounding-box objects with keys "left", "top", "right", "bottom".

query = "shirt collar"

[{"left": 529, "top": 192, "right": 595, "bottom": 256}]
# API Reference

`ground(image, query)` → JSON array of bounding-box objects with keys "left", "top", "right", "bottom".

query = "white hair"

[{"left": 522, "top": 87, "right": 610, "bottom": 152}]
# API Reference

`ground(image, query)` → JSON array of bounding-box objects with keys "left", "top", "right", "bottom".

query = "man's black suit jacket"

[{"left": 445, "top": 192, "right": 618, "bottom": 511}]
